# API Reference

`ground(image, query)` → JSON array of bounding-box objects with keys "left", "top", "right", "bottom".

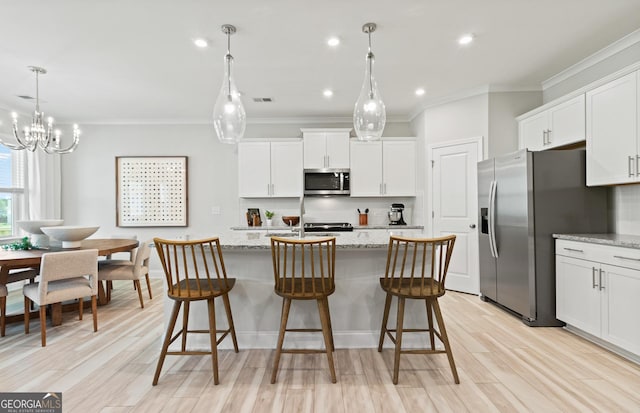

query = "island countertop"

[{"left": 213, "top": 228, "right": 427, "bottom": 250}]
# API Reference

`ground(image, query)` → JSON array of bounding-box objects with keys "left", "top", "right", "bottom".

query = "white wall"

[
  {"left": 488, "top": 91, "right": 542, "bottom": 158},
  {"left": 59, "top": 120, "right": 417, "bottom": 244}
]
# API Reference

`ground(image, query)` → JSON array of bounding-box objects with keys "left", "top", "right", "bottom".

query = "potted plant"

[{"left": 265, "top": 210, "right": 275, "bottom": 226}]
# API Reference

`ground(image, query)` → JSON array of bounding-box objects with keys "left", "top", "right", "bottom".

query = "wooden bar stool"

[
  {"left": 378, "top": 234, "right": 459, "bottom": 384},
  {"left": 270, "top": 236, "right": 337, "bottom": 384},
  {"left": 152, "top": 237, "right": 239, "bottom": 386}
]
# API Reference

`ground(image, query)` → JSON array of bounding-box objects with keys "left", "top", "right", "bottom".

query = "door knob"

[{"left": 469, "top": 224, "right": 476, "bottom": 229}]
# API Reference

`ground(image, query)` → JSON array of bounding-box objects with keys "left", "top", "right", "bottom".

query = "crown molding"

[{"left": 542, "top": 28, "right": 640, "bottom": 90}]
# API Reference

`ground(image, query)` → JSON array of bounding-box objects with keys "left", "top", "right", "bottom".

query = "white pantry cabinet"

[
  {"left": 586, "top": 70, "right": 640, "bottom": 186},
  {"left": 350, "top": 139, "right": 416, "bottom": 197},
  {"left": 238, "top": 141, "right": 302, "bottom": 198},
  {"left": 556, "top": 239, "right": 640, "bottom": 356},
  {"left": 518, "top": 94, "right": 585, "bottom": 151},
  {"left": 301, "top": 128, "right": 351, "bottom": 169}
]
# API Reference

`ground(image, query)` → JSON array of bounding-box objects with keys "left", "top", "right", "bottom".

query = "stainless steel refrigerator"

[{"left": 478, "top": 149, "right": 608, "bottom": 326}]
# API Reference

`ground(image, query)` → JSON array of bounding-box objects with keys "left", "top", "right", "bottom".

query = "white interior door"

[{"left": 430, "top": 139, "right": 481, "bottom": 294}]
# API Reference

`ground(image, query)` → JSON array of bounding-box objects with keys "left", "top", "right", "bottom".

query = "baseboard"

[{"left": 564, "top": 325, "right": 640, "bottom": 365}]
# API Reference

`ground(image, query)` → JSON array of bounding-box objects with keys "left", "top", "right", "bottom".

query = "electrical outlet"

[{"left": 211, "top": 206, "right": 221, "bottom": 215}]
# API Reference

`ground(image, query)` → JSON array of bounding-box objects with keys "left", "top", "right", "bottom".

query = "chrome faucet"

[{"left": 296, "top": 195, "right": 305, "bottom": 238}]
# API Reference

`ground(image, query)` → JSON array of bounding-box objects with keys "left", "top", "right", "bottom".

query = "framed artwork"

[{"left": 116, "top": 156, "right": 188, "bottom": 227}]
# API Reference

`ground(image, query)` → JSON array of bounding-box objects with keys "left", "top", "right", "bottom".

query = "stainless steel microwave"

[{"left": 304, "top": 169, "right": 350, "bottom": 196}]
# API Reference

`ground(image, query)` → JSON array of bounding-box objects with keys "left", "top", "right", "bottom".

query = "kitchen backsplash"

[
  {"left": 612, "top": 184, "right": 640, "bottom": 236},
  {"left": 238, "top": 196, "right": 417, "bottom": 227}
]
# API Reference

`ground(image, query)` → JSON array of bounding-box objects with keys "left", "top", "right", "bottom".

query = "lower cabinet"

[{"left": 556, "top": 239, "right": 640, "bottom": 356}]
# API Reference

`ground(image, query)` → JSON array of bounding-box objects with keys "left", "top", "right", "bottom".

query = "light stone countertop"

[
  {"left": 214, "top": 228, "right": 428, "bottom": 250},
  {"left": 553, "top": 233, "right": 640, "bottom": 250}
]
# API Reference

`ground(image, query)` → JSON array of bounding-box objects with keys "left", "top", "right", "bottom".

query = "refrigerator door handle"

[{"left": 488, "top": 180, "right": 499, "bottom": 258}]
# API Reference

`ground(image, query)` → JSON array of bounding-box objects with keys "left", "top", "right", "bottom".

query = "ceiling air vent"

[{"left": 252, "top": 97, "right": 273, "bottom": 102}]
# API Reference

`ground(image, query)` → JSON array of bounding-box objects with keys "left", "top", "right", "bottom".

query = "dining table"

[{"left": 0, "top": 238, "right": 139, "bottom": 326}]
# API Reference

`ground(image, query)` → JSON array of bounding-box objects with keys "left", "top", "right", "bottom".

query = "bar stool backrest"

[
  {"left": 270, "top": 236, "right": 336, "bottom": 297},
  {"left": 383, "top": 235, "right": 456, "bottom": 297},
  {"left": 153, "top": 237, "right": 231, "bottom": 299}
]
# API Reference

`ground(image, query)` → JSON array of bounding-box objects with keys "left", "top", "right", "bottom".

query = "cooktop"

[{"left": 303, "top": 222, "right": 354, "bottom": 232}]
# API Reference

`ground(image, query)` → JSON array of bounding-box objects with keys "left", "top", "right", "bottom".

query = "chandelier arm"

[
  {"left": 0, "top": 134, "right": 27, "bottom": 151},
  {"left": 11, "top": 123, "right": 36, "bottom": 151}
]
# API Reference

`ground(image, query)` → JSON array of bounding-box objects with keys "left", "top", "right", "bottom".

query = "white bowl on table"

[
  {"left": 41, "top": 225, "right": 100, "bottom": 248},
  {"left": 16, "top": 219, "right": 64, "bottom": 247}
]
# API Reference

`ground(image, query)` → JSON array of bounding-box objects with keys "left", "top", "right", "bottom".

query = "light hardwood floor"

[{"left": 1, "top": 279, "right": 639, "bottom": 412}]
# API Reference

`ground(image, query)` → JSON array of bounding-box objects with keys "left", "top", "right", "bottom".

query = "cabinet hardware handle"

[
  {"left": 267, "top": 184, "right": 271, "bottom": 195},
  {"left": 379, "top": 183, "right": 383, "bottom": 195},
  {"left": 469, "top": 224, "right": 476, "bottom": 229},
  {"left": 563, "top": 247, "right": 584, "bottom": 253},
  {"left": 271, "top": 184, "right": 274, "bottom": 196},
  {"left": 637, "top": 155, "right": 640, "bottom": 177},
  {"left": 599, "top": 268, "right": 605, "bottom": 291},
  {"left": 383, "top": 183, "right": 387, "bottom": 194},
  {"left": 542, "top": 130, "right": 547, "bottom": 145},
  {"left": 629, "top": 156, "right": 635, "bottom": 177},
  {"left": 613, "top": 255, "right": 640, "bottom": 262},
  {"left": 592, "top": 267, "right": 598, "bottom": 289},
  {"left": 546, "top": 129, "right": 552, "bottom": 144}
]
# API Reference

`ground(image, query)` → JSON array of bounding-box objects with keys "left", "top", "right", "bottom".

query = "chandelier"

[
  {"left": 0, "top": 66, "right": 80, "bottom": 154},
  {"left": 353, "top": 22, "right": 386, "bottom": 141},
  {"left": 213, "top": 24, "right": 246, "bottom": 144}
]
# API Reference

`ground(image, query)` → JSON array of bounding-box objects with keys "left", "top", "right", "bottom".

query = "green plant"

[
  {"left": 2, "top": 236, "right": 33, "bottom": 251},
  {"left": 265, "top": 210, "right": 275, "bottom": 219}
]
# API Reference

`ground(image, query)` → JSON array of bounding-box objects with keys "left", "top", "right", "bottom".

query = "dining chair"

[
  {"left": 152, "top": 237, "right": 238, "bottom": 386},
  {"left": 98, "top": 240, "right": 151, "bottom": 308},
  {"left": 269, "top": 235, "right": 337, "bottom": 384},
  {"left": 0, "top": 283, "right": 6, "bottom": 337},
  {"left": 378, "top": 234, "right": 459, "bottom": 384},
  {"left": 100, "top": 235, "right": 152, "bottom": 301},
  {"left": 23, "top": 249, "right": 99, "bottom": 347}
]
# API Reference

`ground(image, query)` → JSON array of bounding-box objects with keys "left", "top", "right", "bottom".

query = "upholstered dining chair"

[
  {"left": 269, "top": 235, "right": 337, "bottom": 384},
  {"left": 100, "top": 235, "right": 152, "bottom": 301},
  {"left": 1, "top": 267, "right": 39, "bottom": 337},
  {"left": 378, "top": 234, "right": 459, "bottom": 385},
  {"left": 23, "top": 249, "right": 99, "bottom": 347},
  {"left": 152, "top": 236, "right": 239, "bottom": 386},
  {"left": 98, "top": 240, "right": 152, "bottom": 308}
]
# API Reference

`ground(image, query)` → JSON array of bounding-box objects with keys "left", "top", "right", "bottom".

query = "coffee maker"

[{"left": 388, "top": 203, "right": 406, "bottom": 225}]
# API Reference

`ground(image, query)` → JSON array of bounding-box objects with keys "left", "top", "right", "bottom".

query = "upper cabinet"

[
  {"left": 586, "top": 70, "right": 640, "bottom": 186},
  {"left": 238, "top": 141, "right": 303, "bottom": 198},
  {"left": 518, "top": 94, "right": 586, "bottom": 151},
  {"left": 301, "top": 128, "right": 351, "bottom": 169},
  {"left": 350, "top": 139, "right": 416, "bottom": 197}
]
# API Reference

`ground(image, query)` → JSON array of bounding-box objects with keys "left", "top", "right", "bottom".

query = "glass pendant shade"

[
  {"left": 353, "top": 22, "right": 385, "bottom": 141},
  {"left": 353, "top": 51, "right": 386, "bottom": 141},
  {"left": 213, "top": 53, "right": 246, "bottom": 144}
]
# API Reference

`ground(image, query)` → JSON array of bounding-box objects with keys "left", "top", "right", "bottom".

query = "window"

[{"left": 0, "top": 146, "right": 25, "bottom": 238}]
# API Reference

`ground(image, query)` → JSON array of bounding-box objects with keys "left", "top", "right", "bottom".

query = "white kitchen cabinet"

[
  {"left": 555, "top": 239, "right": 640, "bottom": 356},
  {"left": 238, "top": 141, "right": 302, "bottom": 198},
  {"left": 586, "top": 70, "right": 640, "bottom": 186},
  {"left": 301, "top": 128, "right": 351, "bottom": 169},
  {"left": 350, "top": 139, "right": 416, "bottom": 197},
  {"left": 518, "top": 94, "right": 585, "bottom": 151}
]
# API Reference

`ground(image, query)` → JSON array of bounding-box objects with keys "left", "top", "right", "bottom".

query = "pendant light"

[
  {"left": 213, "top": 24, "right": 246, "bottom": 144},
  {"left": 353, "top": 22, "right": 386, "bottom": 141}
]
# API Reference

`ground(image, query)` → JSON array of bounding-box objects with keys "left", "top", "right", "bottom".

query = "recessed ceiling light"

[
  {"left": 323, "top": 89, "right": 334, "bottom": 97},
  {"left": 415, "top": 88, "right": 425, "bottom": 96},
  {"left": 193, "top": 38, "right": 208, "bottom": 48},
  {"left": 327, "top": 37, "right": 340, "bottom": 47},
  {"left": 458, "top": 34, "right": 474, "bottom": 45}
]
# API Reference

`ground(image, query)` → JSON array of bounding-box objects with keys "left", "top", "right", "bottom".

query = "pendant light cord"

[
  {"left": 367, "top": 31, "right": 374, "bottom": 98},
  {"left": 227, "top": 31, "right": 232, "bottom": 98}
]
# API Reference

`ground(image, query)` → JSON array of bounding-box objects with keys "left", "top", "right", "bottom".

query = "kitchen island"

[{"left": 163, "top": 227, "right": 431, "bottom": 350}]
